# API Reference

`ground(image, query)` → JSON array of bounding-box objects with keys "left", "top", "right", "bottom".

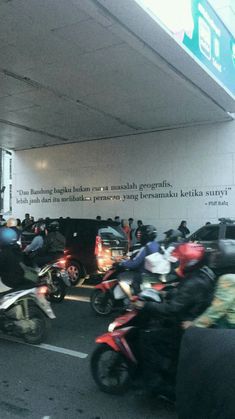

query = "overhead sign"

[{"left": 135, "top": 0, "right": 235, "bottom": 98}]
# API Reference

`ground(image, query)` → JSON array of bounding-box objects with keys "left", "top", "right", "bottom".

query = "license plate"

[{"left": 112, "top": 250, "right": 123, "bottom": 257}]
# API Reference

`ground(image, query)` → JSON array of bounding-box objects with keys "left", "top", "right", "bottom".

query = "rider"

[
  {"left": 163, "top": 229, "right": 184, "bottom": 249},
  {"left": 0, "top": 227, "right": 38, "bottom": 289},
  {"left": 6, "top": 217, "right": 22, "bottom": 244},
  {"left": 118, "top": 225, "right": 159, "bottom": 295},
  {"left": 23, "top": 221, "right": 46, "bottom": 255},
  {"left": 134, "top": 242, "right": 216, "bottom": 397},
  {"left": 34, "top": 220, "right": 66, "bottom": 267}
]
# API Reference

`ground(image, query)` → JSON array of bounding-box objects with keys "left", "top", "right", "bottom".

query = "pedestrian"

[
  {"left": 128, "top": 218, "right": 134, "bottom": 245},
  {"left": 22, "top": 213, "right": 32, "bottom": 229},
  {"left": 121, "top": 219, "right": 131, "bottom": 249},
  {"left": 135, "top": 220, "right": 143, "bottom": 243},
  {"left": 178, "top": 220, "right": 190, "bottom": 238}
]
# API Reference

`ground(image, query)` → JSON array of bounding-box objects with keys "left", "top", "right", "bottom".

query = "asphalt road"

[{"left": 0, "top": 286, "right": 178, "bottom": 419}]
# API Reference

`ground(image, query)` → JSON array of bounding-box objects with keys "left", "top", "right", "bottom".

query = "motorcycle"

[
  {"left": 91, "top": 288, "right": 175, "bottom": 395},
  {"left": 37, "top": 258, "right": 71, "bottom": 303},
  {"left": 0, "top": 280, "right": 55, "bottom": 344},
  {"left": 90, "top": 257, "right": 179, "bottom": 316},
  {"left": 90, "top": 245, "right": 178, "bottom": 316},
  {"left": 23, "top": 253, "right": 71, "bottom": 303}
]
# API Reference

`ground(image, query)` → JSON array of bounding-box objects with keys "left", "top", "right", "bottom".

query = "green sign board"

[{"left": 136, "top": 0, "right": 235, "bottom": 98}]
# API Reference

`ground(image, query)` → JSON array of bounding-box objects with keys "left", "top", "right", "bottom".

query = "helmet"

[
  {"left": 140, "top": 225, "right": 157, "bottom": 245},
  {"left": 34, "top": 222, "right": 46, "bottom": 235},
  {"left": 172, "top": 242, "right": 205, "bottom": 277},
  {"left": 164, "top": 229, "right": 183, "bottom": 244},
  {"left": 47, "top": 221, "right": 59, "bottom": 232},
  {"left": 6, "top": 218, "right": 17, "bottom": 227},
  {"left": 0, "top": 227, "right": 18, "bottom": 247}
]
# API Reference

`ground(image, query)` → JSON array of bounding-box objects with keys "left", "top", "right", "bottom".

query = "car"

[
  {"left": 21, "top": 218, "right": 129, "bottom": 285},
  {"left": 188, "top": 218, "right": 235, "bottom": 250},
  {"left": 188, "top": 218, "right": 235, "bottom": 274}
]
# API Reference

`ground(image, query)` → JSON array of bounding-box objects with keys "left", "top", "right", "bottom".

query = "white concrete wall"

[{"left": 12, "top": 120, "right": 235, "bottom": 238}]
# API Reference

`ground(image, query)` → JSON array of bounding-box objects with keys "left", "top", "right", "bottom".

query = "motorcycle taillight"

[
  {"left": 57, "top": 258, "right": 67, "bottom": 267},
  {"left": 37, "top": 285, "right": 48, "bottom": 296}
]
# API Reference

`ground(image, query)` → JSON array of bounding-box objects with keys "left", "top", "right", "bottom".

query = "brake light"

[
  {"left": 57, "top": 258, "right": 67, "bottom": 267},
  {"left": 37, "top": 286, "right": 48, "bottom": 296},
  {"left": 95, "top": 235, "right": 102, "bottom": 257}
]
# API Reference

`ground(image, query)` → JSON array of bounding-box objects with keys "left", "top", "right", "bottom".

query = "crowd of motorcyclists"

[{"left": 0, "top": 214, "right": 234, "bottom": 415}]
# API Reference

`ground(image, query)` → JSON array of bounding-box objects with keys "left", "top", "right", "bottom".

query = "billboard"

[{"left": 135, "top": 0, "right": 235, "bottom": 98}]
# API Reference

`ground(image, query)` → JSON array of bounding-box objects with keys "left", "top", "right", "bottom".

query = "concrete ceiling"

[{"left": 0, "top": 0, "right": 233, "bottom": 151}]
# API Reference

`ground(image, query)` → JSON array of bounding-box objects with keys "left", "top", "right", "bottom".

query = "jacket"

[
  {"left": 193, "top": 273, "right": 235, "bottom": 328},
  {"left": 143, "top": 266, "right": 216, "bottom": 322},
  {"left": 120, "top": 240, "right": 160, "bottom": 273},
  {"left": 42, "top": 231, "right": 65, "bottom": 254},
  {"left": 0, "top": 245, "right": 25, "bottom": 288}
]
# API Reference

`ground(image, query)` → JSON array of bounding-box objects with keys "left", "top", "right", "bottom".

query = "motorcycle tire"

[
  {"left": 47, "top": 279, "right": 67, "bottom": 303},
  {"left": 91, "top": 344, "right": 130, "bottom": 394},
  {"left": 23, "top": 306, "right": 49, "bottom": 345},
  {"left": 66, "top": 261, "right": 81, "bottom": 286},
  {"left": 90, "top": 289, "right": 113, "bottom": 316}
]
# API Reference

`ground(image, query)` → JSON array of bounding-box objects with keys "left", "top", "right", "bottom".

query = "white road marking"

[
  {"left": 65, "top": 295, "right": 90, "bottom": 302},
  {"left": 0, "top": 335, "right": 88, "bottom": 358},
  {"left": 35, "top": 343, "right": 88, "bottom": 358}
]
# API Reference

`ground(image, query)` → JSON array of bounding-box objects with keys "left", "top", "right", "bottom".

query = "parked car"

[
  {"left": 21, "top": 218, "right": 129, "bottom": 285},
  {"left": 188, "top": 218, "right": 235, "bottom": 250}
]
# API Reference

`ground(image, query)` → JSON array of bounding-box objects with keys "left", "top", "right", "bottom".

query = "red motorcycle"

[
  {"left": 90, "top": 266, "right": 168, "bottom": 316},
  {"left": 91, "top": 289, "right": 168, "bottom": 394}
]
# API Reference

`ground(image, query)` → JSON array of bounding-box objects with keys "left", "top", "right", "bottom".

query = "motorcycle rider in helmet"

[
  {"left": 133, "top": 242, "right": 215, "bottom": 398},
  {"left": 6, "top": 217, "right": 22, "bottom": 244},
  {"left": 163, "top": 229, "right": 184, "bottom": 248},
  {"left": 118, "top": 225, "right": 159, "bottom": 295},
  {"left": 0, "top": 227, "right": 38, "bottom": 289},
  {"left": 34, "top": 220, "right": 65, "bottom": 267}
]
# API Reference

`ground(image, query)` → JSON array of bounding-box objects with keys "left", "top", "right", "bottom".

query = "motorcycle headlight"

[{"left": 108, "top": 322, "right": 116, "bottom": 332}]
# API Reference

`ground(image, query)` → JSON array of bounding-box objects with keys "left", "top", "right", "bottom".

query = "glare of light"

[
  {"left": 36, "top": 160, "right": 48, "bottom": 170},
  {"left": 135, "top": 0, "right": 194, "bottom": 39}
]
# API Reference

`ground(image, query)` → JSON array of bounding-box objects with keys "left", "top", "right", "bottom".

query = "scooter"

[
  {"left": 91, "top": 289, "right": 175, "bottom": 395},
  {"left": 90, "top": 267, "right": 165, "bottom": 316},
  {"left": 0, "top": 280, "right": 55, "bottom": 344},
  {"left": 38, "top": 258, "right": 71, "bottom": 303},
  {"left": 23, "top": 254, "right": 71, "bottom": 303},
  {"left": 90, "top": 246, "right": 177, "bottom": 316}
]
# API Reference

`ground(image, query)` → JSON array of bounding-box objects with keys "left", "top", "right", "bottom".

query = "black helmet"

[
  {"left": 140, "top": 225, "right": 157, "bottom": 245},
  {"left": 47, "top": 221, "right": 59, "bottom": 232},
  {"left": 0, "top": 227, "right": 18, "bottom": 247},
  {"left": 164, "top": 229, "right": 183, "bottom": 244}
]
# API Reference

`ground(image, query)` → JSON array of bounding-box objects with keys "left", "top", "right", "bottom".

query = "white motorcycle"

[{"left": 0, "top": 280, "right": 55, "bottom": 344}]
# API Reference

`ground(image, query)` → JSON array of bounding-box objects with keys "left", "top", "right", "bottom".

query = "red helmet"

[{"left": 172, "top": 242, "right": 205, "bottom": 277}]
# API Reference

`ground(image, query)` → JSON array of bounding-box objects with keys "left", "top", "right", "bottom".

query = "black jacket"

[
  {"left": 144, "top": 267, "right": 215, "bottom": 322},
  {"left": 0, "top": 245, "right": 25, "bottom": 288},
  {"left": 42, "top": 231, "right": 65, "bottom": 254}
]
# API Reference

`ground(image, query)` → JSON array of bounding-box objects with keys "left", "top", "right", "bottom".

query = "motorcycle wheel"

[
  {"left": 47, "top": 279, "right": 66, "bottom": 303},
  {"left": 23, "top": 306, "right": 49, "bottom": 345},
  {"left": 66, "top": 261, "right": 81, "bottom": 286},
  {"left": 90, "top": 289, "right": 113, "bottom": 316},
  {"left": 91, "top": 344, "right": 130, "bottom": 394}
]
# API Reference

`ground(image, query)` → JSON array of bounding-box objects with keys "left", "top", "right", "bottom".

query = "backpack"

[{"left": 144, "top": 246, "right": 171, "bottom": 274}]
